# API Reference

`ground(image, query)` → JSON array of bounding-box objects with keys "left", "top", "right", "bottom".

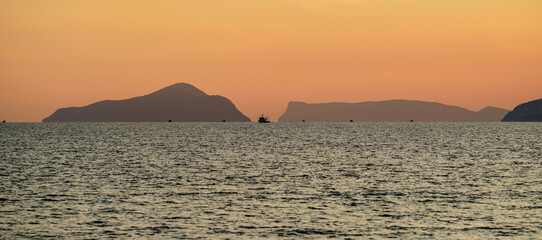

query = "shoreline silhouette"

[{"left": 39, "top": 82, "right": 542, "bottom": 123}]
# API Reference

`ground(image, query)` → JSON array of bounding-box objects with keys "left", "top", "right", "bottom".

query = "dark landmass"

[
  {"left": 278, "top": 100, "right": 510, "bottom": 122},
  {"left": 43, "top": 83, "right": 250, "bottom": 122},
  {"left": 501, "top": 98, "right": 542, "bottom": 122}
]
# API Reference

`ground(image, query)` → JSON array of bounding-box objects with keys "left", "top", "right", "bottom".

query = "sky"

[{"left": 1, "top": 0, "right": 541, "bottom": 122}]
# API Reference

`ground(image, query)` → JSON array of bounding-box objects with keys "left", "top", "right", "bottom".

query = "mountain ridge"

[
  {"left": 43, "top": 83, "right": 251, "bottom": 122},
  {"left": 279, "top": 100, "right": 509, "bottom": 122},
  {"left": 502, "top": 98, "right": 542, "bottom": 122}
]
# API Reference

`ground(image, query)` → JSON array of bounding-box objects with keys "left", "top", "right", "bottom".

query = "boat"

[{"left": 258, "top": 114, "right": 270, "bottom": 123}]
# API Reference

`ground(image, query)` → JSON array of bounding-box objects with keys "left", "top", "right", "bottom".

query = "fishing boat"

[{"left": 258, "top": 115, "right": 270, "bottom": 123}]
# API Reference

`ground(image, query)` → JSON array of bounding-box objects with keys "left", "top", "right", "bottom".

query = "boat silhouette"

[{"left": 258, "top": 115, "right": 270, "bottom": 123}]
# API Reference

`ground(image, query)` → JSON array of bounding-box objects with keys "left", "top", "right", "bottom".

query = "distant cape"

[
  {"left": 278, "top": 100, "right": 509, "bottom": 122},
  {"left": 501, "top": 98, "right": 542, "bottom": 122},
  {"left": 43, "top": 83, "right": 250, "bottom": 122}
]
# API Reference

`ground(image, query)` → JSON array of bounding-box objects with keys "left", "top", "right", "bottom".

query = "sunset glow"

[{"left": 1, "top": 0, "right": 541, "bottom": 121}]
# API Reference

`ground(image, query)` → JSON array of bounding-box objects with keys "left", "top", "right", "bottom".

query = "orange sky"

[{"left": 1, "top": 0, "right": 541, "bottom": 122}]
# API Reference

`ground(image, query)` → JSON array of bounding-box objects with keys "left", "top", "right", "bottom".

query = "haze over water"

[{"left": 1, "top": 123, "right": 541, "bottom": 239}]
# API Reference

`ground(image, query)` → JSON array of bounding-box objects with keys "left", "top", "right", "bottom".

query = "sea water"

[{"left": 0, "top": 122, "right": 541, "bottom": 239}]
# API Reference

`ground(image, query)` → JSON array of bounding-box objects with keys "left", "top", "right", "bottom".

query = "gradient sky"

[{"left": 1, "top": 0, "right": 541, "bottom": 122}]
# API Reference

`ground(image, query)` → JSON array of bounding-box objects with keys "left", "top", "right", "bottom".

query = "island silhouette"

[
  {"left": 42, "top": 83, "right": 250, "bottom": 122},
  {"left": 502, "top": 98, "right": 542, "bottom": 122},
  {"left": 278, "top": 100, "right": 510, "bottom": 122}
]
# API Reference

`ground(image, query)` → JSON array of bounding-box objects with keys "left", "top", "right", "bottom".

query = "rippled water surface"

[{"left": 1, "top": 123, "right": 541, "bottom": 239}]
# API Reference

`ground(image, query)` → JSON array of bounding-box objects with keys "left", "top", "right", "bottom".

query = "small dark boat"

[
  {"left": 221, "top": 120, "right": 226, "bottom": 122},
  {"left": 258, "top": 115, "right": 270, "bottom": 123}
]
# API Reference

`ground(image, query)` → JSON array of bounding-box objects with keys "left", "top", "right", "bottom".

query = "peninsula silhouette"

[
  {"left": 501, "top": 98, "right": 542, "bottom": 122},
  {"left": 42, "top": 83, "right": 250, "bottom": 122},
  {"left": 278, "top": 100, "right": 509, "bottom": 122}
]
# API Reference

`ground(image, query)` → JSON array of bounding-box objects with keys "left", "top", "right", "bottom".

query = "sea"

[{"left": 0, "top": 122, "right": 541, "bottom": 239}]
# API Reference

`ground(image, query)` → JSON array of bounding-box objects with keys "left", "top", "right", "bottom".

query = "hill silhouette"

[
  {"left": 502, "top": 98, "right": 542, "bottom": 122},
  {"left": 278, "top": 100, "right": 509, "bottom": 122},
  {"left": 43, "top": 83, "right": 250, "bottom": 122}
]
